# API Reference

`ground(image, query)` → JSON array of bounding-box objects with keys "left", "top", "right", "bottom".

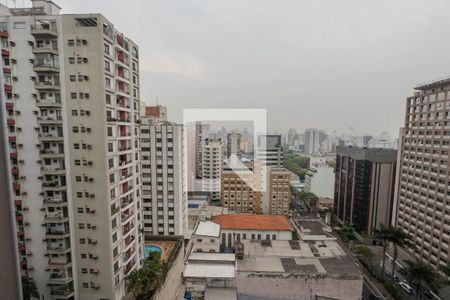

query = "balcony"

[
  {"left": 43, "top": 197, "right": 66, "bottom": 206},
  {"left": 46, "top": 243, "right": 70, "bottom": 253},
  {"left": 7, "top": 118, "right": 15, "bottom": 125},
  {"left": 30, "top": 23, "right": 58, "bottom": 38},
  {"left": 1, "top": 48, "right": 10, "bottom": 57},
  {"left": 46, "top": 228, "right": 70, "bottom": 237},
  {"left": 48, "top": 272, "right": 72, "bottom": 284},
  {"left": 45, "top": 212, "right": 68, "bottom": 222},
  {"left": 32, "top": 45, "right": 58, "bottom": 55},
  {"left": 37, "top": 116, "right": 63, "bottom": 124},
  {"left": 33, "top": 62, "right": 59, "bottom": 73},
  {"left": 36, "top": 99, "right": 62, "bottom": 107},
  {"left": 50, "top": 286, "right": 74, "bottom": 298},
  {"left": 38, "top": 133, "right": 63, "bottom": 141},
  {"left": 35, "top": 81, "right": 60, "bottom": 90},
  {"left": 41, "top": 165, "right": 65, "bottom": 175},
  {"left": 40, "top": 149, "right": 64, "bottom": 158}
]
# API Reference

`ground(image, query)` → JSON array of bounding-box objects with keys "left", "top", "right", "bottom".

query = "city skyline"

[{"left": 50, "top": 0, "right": 450, "bottom": 136}]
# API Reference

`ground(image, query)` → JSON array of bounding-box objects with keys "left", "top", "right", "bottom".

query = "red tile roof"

[{"left": 212, "top": 214, "right": 291, "bottom": 231}]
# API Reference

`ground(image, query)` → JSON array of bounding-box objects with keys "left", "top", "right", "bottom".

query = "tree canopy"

[
  {"left": 126, "top": 252, "right": 162, "bottom": 299},
  {"left": 283, "top": 151, "right": 310, "bottom": 180}
]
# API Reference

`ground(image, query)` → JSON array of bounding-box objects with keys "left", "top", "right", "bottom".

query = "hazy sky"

[{"left": 44, "top": 1, "right": 450, "bottom": 135}]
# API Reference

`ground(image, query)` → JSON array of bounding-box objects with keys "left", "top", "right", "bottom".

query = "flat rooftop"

[
  {"left": 213, "top": 214, "right": 291, "bottom": 231},
  {"left": 195, "top": 220, "right": 220, "bottom": 237},
  {"left": 237, "top": 240, "right": 359, "bottom": 275},
  {"left": 189, "top": 252, "right": 236, "bottom": 262},
  {"left": 145, "top": 239, "right": 178, "bottom": 263},
  {"left": 298, "top": 219, "right": 333, "bottom": 236},
  {"left": 184, "top": 262, "right": 235, "bottom": 279}
]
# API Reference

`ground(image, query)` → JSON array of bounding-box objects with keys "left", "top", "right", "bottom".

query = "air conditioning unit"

[
  {"left": 89, "top": 194, "right": 95, "bottom": 198},
  {"left": 19, "top": 160, "right": 25, "bottom": 164}
]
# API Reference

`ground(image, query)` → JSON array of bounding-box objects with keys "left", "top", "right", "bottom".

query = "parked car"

[{"left": 399, "top": 281, "right": 413, "bottom": 294}]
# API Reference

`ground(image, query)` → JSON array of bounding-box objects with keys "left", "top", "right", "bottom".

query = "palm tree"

[
  {"left": 340, "top": 222, "right": 354, "bottom": 242},
  {"left": 374, "top": 224, "right": 391, "bottom": 280},
  {"left": 401, "top": 259, "right": 442, "bottom": 299},
  {"left": 388, "top": 227, "right": 410, "bottom": 280},
  {"left": 126, "top": 252, "right": 161, "bottom": 299}
]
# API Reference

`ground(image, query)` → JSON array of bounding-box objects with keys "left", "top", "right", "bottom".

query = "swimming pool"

[{"left": 144, "top": 244, "right": 163, "bottom": 259}]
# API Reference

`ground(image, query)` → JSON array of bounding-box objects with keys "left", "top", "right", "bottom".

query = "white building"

[
  {"left": 304, "top": 128, "right": 327, "bottom": 155},
  {"left": 212, "top": 214, "right": 292, "bottom": 249},
  {"left": 305, "top": 164, "right": 335, "bottom": 199},
  {"left": 141, "top": 118, "right": 187, "bottom": 237},
  {"left": 190, "top": 220, "right": 221, "bottom": 253},
  {"left": 201, "top": 138, "right": 223, "bottom": 200},
  {"left": 184, "top": 252, "right": 236, "bottom": 300},
  {"left": 195, "top": 122, "right": 210, "bottom": 179},
  {"left": 0, "top": 1, "right": 143, "bottom": 298}
]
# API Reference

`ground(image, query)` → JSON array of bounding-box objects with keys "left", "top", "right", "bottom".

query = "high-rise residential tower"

[
  {"left": 201, "top": 138, "right": 223, "bottom": 200},
  {"left": 0, "top": 1, "right": 143, "bottom": 298},
  {"left": 194, "top": 121, "right": 210, "bottom": 179},
  {"left": 304, "top": 128, "right": 327, "bottom": 155},
  {"left": 395, "top": 78, "right": 450, "bottom": 269},
  {"left": 226, "top": 131, "right": 241, "bottom": 162},
  {"left": 140, "top": 116, "right": 187, "bottom": 237}
]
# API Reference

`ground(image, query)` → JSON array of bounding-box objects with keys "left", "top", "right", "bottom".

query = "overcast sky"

[{"left": 49, "top": 1, "right": 450, "bottom": 136}]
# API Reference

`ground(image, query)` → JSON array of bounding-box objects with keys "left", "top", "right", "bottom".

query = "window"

[
  {"left": 14, "top": 22, "right": 26, "bottom": 29},
  {"left": 104, "top": 43, "right": 110, "bottom": 55},
  {"left": 105, "top": 60, "right": 110, "bottom": 72},
  {"left": 68, "top": 39, "right": 75, "bottom": 46}
]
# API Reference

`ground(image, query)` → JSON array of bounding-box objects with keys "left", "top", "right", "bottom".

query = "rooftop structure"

[
  {"left": 195, "top": 220, "right": 221, "bottom": 238},
  {"left": 236, "top": 239, "right": 363, "bottom": 300},
  {"left": 213, "top": 214, "right": 291, "bottom": 231}
]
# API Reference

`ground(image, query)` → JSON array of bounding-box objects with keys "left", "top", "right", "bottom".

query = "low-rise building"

[
  {"left": 190, "top": 221, "right": 221, "bottom": 253},
  {"left": 305, "top": 163, "right": 334, "bottom": 199},
  {"left": 212, "top": 214, "right": 292, "bottom": 249},
  {"left": 236, "top": 239, "right": 363, "bottom": 300},
  {"left": 184, "top": 252, "right": 236, "bottom": 300}
]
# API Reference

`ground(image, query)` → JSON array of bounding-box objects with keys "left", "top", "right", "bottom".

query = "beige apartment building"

[
  {"left": 396, "top": 78, "right": 450, "bottom": 269},
  {"left": 0, "top": 1, "right": 143, "bottom": 299}
]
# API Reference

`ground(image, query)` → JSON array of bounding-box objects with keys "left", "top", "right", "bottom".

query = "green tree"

[
  {"left": 354, "top": 244, "right": 375, "bottom": 274},
  {"left": 283, "top": 152, "right": 310, "bottom": 180},
  {"left": 22, "top": 277, "right": 38, "bottom": 300},
  {"left": 374, "top": 224, "right": 391, "bottom": 280},
  {"left": 401, "top": 259, "right": 443, "bottom": 299},
  {"left": 296, "top": 192, "right": 318, "bottom": 211},
  {"left": 388, "top": 227, "right": 411, "bottom": 280},
  {"left": 340, "top": 222, "right": 354, "bottom": 242},
  {"left": 126, "top": 252, "right": 162, "bottom": 299}
]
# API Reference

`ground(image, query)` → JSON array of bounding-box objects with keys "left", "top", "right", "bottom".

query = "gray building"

[{"left": 255, "top": 135, "right": 283, "bottom": 167}]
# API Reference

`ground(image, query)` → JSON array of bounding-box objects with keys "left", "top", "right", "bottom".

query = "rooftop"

[
  {"left": 184, "top": 262, "right": 235, "bottom": 278},
  {"left": 189, "top": 252, "right": 236, "bottom": 263},
  {"left": 195, "top": 220, "right": 221, "bottom": 237},
  {"left": 237, "top": 240, "right": 359, "bottom": 275},
  {"left": 213, "top": 214, "right": 291, "bottom": 231}
]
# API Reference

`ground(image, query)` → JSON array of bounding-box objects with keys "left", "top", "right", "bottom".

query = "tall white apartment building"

[
  {"left": 140, "top": 117, "right": 187, "bottom": 237},
  {"left": 202, "top": 138, "right": 223, "bottom": 200},
  {"left": 0, "top": 1, "right": 143, "bottom": 299},
  {"left": 304, "top": 128, "right": 327, "bottom": 155},
  {"left": 195, "top": 121, "right": 210, "bottom": 179}
]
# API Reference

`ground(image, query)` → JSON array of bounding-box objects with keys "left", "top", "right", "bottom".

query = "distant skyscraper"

[
  {"left": 304, "top": 128, "right": 327, "bottom": 155},
  {"left": 141, "top": 117, "right": 187, "bottom": 237},
  {"left": 395, "top": 78, "right": 450, "bottom": 269},
  {"left": 362, "top": 135, "right": 372, "bottom": 146},
  {"left": 334, "top": 146, "right": 397, "bottom": 235},
  {"left": 256, "top": 135, "right": 283, "bottom": 167},
  {"left": 226, "top": 131, "right": 241, "bottom": 162}
]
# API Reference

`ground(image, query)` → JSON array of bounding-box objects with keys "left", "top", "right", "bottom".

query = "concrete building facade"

[
  {"left": 305, "top": 163, "right": 335, "bottom": 199},
  {"left": 396, "top": 78, "right": 450, "bottom": 269},
  {"left": 0, "top": 1, "right": 143, "bottom": 298},
  {"left": 201, "top": 138, "right": 223, "bottom": 200},
  {"left": 140, "top": 118, "right": 187, "bottom": 237}
]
